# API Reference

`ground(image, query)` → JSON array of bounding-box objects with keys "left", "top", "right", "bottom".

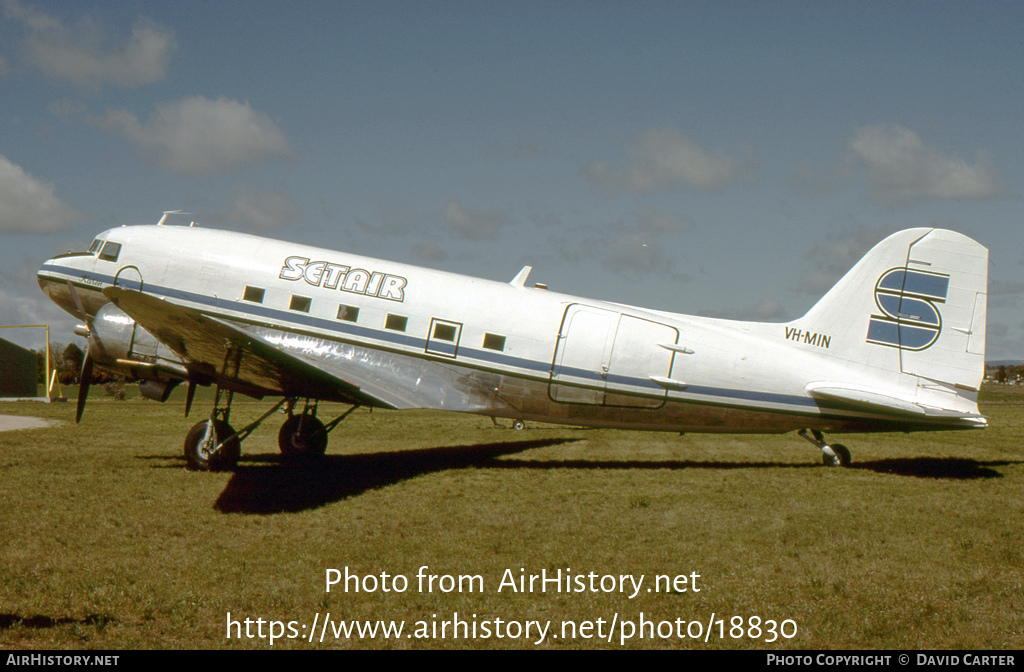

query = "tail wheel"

[
  {"left": 278, "top": 415, "right": 328, "bottom": 457},
  {"left": 822, "top": 443, "right": 852, "bottom": 467},
  {"left": 184, "top": 419, "right": 240, "bottom": 471}
]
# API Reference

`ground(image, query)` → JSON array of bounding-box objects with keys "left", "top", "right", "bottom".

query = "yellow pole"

[{"left": 45, "top": 325, "right": 51, "bottom": 398}]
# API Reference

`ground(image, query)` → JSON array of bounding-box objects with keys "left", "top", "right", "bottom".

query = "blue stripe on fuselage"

[{"left": 39, "top": 264, "right": 820, "bottom": 413}]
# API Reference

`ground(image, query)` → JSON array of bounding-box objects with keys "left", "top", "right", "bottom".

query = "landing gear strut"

[
  {"left": 182, "top": 390, "right": 358, "bottom": 470},
  {"left": 184, "top": 383, "right": 245, "bottom": 472},
  {"left": 798, "top": 429, "right": 852, "bottom": 467},
  {"left": 184, "top": 347, "right": 246, "bottom": 472}
]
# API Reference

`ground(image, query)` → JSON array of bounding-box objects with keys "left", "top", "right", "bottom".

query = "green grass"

[{"left": 0, "top": 389, "right": 1022, "bottom": 649}]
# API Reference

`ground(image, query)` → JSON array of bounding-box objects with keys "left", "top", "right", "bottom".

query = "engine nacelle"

[
  {"left": 138, "top": 379, "right": 181, "bottom": 402},
  {"left": 87, "top": 302, "right": 188, "bottom": 389}
]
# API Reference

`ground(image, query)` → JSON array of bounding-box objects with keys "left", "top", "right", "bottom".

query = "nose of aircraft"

[
  {"left": 37, "top": 253, "right": 89, "bottom": 318},
  {"left": 37, "top": 254, "right": 62, "bottom": 298}
]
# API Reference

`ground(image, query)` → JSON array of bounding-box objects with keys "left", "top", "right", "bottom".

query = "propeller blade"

[
  {"left": 65, "top": 280, "right": 90, "bottom": 326},
  {"left": 76, "top": 351, "right": 94, "bottom": 424},
  {"left": 185, "top": 380, "right": 197, "bottom": 418}
]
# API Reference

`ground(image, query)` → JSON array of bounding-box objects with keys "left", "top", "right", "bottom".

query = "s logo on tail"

[{"left": 866, "top": 268, "right": 949, "bottom": 351}]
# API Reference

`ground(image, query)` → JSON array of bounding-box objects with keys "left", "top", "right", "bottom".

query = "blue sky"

[{"left": 1, "top": 0, "right": 1022, "bottom": 359}]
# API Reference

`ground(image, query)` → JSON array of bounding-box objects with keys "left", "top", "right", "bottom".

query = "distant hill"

[{"left": 986, "top": 361, "right": 1024, "bottom": 367}]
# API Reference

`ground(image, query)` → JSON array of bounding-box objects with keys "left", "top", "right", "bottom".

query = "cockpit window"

[
  {"left": 99, "top": 241, "right": 121, "bottom": 262},
  {"left": 88, "top": 239, "right": 103, "bottom": 254}
]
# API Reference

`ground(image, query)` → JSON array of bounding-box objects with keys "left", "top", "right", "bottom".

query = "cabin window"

[
  {"left": 433, "top": 323, "right": 457, "bottom": 342},
  {"left": 483, "top": 333, "right": 506, "bottom": 351},
  {"left": 385, "top": 314, "right": 408, "bottom": 332},
  {"left": 426, "top": 319, "right": 462, "bottom": 358},
  {"left": 243, "top": 286, "right": 265, "bottom": 303},
  {"left": 290, "top": 295, "right": 311, "bottom": 313},
  {"left": 337, "top": 305, "right": 359, "bottom": 322},
  {"left": 99, "top": 241, "right": 121, "bottom": 262}
]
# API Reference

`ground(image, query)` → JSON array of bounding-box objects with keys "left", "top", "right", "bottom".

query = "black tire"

[
  {"left": 278, "top": 415, "right": 328, "bottom": 457},
  {"left": 184, "top": 419, "right": 240, "bottom": 471},
  {"left": 822, "top": 443, "right": 852, "bottom": 467}
]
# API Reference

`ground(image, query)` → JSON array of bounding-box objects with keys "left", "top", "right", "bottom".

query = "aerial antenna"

[
  {"left": 509, "top": 266, "right": 532, "bottom": 288},
  {"left": 157, "top": 210, "right": 191, "bottom": 226}
]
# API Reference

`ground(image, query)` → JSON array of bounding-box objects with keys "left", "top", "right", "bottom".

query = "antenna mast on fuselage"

[{"left": 156, "top": 210, "right": 193, "bottom": 226}]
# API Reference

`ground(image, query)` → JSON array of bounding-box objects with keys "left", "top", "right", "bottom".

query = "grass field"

[{"left": 1, "top": 385, "right": 1022, "bottom": 649}]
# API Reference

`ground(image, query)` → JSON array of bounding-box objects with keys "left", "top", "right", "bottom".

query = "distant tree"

[
  {"left": 103, "top": 379, "right": 128, "bottom": 401},
  {"left": 60, "top": 342, "right": 85, "bottom": 384},
  {"left": 997, "top": 365, "right": 1007, "bottom": 384}
]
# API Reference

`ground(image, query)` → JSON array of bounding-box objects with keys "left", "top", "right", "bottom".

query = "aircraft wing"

[{"left": 102, "top": 286, "right": 416, "bottom": 409}]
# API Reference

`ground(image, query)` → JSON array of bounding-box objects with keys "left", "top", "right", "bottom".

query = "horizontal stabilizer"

[
  {"left": 806, "top": 385, "right": 925, "bottom": 416},
  {"left": 806, "top": 383, "right": 985, "bottom": 422}
]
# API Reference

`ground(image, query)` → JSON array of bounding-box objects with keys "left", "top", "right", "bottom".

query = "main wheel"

[
  {"left": 184, "top": 419, "right": 241, "bottom": 471},
  {"left": 822, "top": 443, "right": 852, "bottom": 467},
  {"left": 278, "top": 415, "right": 328, "bottom": 457}
]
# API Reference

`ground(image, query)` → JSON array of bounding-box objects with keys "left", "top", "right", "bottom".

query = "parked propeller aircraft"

[{"left": 38, "top": 216, "right": 988, "bottom": 470}]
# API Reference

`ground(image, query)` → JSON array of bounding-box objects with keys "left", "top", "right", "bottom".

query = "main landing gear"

[
  {"left": 798, "top": 429, "right": 852, "bottom": 467},
  {"left": 183, "top": 418, "right": 240, "bottom": 472},
  {"left": 182, "top": 386, "right": 358, "bottom": 471}
]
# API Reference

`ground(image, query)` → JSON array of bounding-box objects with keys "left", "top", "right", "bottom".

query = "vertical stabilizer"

[{"left": 793, "top": 228, "right": 987, "bottom": 398}]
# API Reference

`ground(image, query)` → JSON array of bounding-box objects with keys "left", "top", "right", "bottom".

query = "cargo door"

[{"left": 549, "top": 305, "right": 617, "bottom": 404}]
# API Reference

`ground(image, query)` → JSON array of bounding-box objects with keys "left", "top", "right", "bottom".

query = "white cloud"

[
  {"left": 228, "top": 185, "right": 298, "bottom": 231},
  {"left": 97, "top": 96, "right": 291, "bottom": 176},
  {"left": 443, "top": 200, "right": 509, "bottom": 240},
  {"left": 849, "top": 124, "right": 999, "bottom": 203},
  {"left": 0, "top": 155, "right": 79, "bottom": 233},
  {"left": 4, "top": 0, "right": 176, "bottom": 88},
  {"left": 585, "top": 128, "right": 753, "bottom": 192},
  {"left": 3, "top": 0, "right": 59, "bottom": 34},
  {"left": 46, "top": 98, "right": 86, "bottom": 123},
  {"left": 0, "top": 287, "right": 62, "bottom": 334}
]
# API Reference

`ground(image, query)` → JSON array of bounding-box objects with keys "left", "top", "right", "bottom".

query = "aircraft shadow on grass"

[
  {"left": 0, "top": 612, "right": 114, "bottom": 631},
  {"left": 212, "top": 438, "right": 577, "bottom": 514},
  {"left": 850, "top": 457, "right": 1018, "bottom": 480},
  {"left": 195, "top": 439, "right": 1020, "bottom": 514}
]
